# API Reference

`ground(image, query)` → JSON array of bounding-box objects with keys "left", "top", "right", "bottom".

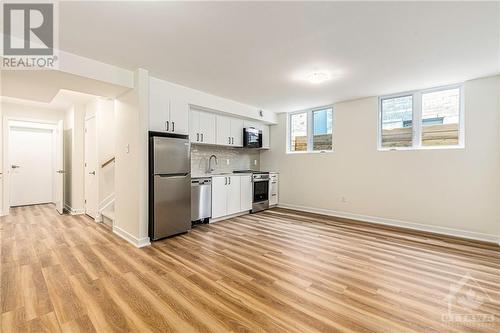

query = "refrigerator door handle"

[{"left": 155, "top": 173, "right": 190, "bottom": 179}]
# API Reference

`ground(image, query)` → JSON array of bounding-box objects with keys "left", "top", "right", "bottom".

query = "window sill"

[
  {"left": 377, "top": 145, "right": 465, "bottom": 152},
  {"left": 286, "top": 150, "right": 334, "bottom": 155}
]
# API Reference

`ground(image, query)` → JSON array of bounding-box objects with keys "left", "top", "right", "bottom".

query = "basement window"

[
  {"left": 288, "top": 107, "right": 333, "bottom": 153},
  {"left": 378, "top": 84, "right": 464, "bottom": 150}
]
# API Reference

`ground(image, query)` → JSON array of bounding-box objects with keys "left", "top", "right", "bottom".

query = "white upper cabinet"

[
  {"left": 216, "top": 115, "right": 244, "bottom": 147},
  {"left": 190, "top": 110, "right": 216, "bottom": 144},
  {"left": 230, "top": 118, "right": 244, "bottom": 147},
  {"left": 216, "top": 115, "right": 232, "bottom": 146},
  {"left": 169, "top": 98, "right": 189, "bottom": 135},
  {"left": 149, "top": 78, "right": 169, "bottom": 132},
  {"left": 149, "top": 78, "right": 189, "bottom": 135}
]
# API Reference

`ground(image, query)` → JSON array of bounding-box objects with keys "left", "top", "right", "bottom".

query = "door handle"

[
  {"left": 172, "top": 121, "right": 175, "bottom": 132},
  {"left": 197, "top": 133, "right": 199, "bottom": 142},
  {"left": 165, "top": 121, "right": 169, "bottom": 131},
  {"left": 57, "top": 170, "right": 66, "bottom": 174},
  {"left": 11, "top": 165, "right": 20, "bottom": 169},
  {"left": 89, "top": 171, "right": 96, "bottom": 175}
]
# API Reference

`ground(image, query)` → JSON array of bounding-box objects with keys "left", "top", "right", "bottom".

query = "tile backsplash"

[{"left": 191, "top": 144, "right": 260, "bottom": 175}]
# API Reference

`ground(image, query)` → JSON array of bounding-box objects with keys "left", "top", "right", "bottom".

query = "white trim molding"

[
  {"left": 209, "top": 211, "right": 249, "bottom": 223},
  {"left": 278, "top": 203, "right": 500, "bottom": 245},
  {"left": 64, "top": 204, "right": 85, "bottom": 215},
  {"left": 112, "top": 225, "right": 151, "bottom": 248}
]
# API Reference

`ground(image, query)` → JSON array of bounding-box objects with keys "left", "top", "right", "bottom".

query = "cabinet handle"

[
  {"left": 232, "top": 137, "right": 234, "bottom": 144},
  {"left": 196, "top": 133, "right": 199, "bottom": 142},
  {"left": 201, "top": 133, "right": 204, "bottom": 142},
  {"left": 225, "top": 177, "right": 227, "bottom": 185},
  {"left": 228, "top": 177, "right": 231, "bottom": 185},
  {"left": 172, "top": 121, "right": 175, "bottom": 132},
  {"left": 228, "top": 137, "right": 231, "bottom": 144},
  {"left": 165, "top": 121, "right": 169, "bottom": 131}
]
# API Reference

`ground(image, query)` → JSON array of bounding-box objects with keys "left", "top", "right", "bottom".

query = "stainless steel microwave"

[{"left": 243, "top": 127, "right": 262, "bottom": 148}]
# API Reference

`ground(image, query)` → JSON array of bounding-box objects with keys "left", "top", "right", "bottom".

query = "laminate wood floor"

[{"left": 1, "top": 204, "right": 499, "bottom": 332}]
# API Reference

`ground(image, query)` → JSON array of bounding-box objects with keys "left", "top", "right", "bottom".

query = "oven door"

[{"left": 253, "top": 180, "right": 269, "bottom": 202}]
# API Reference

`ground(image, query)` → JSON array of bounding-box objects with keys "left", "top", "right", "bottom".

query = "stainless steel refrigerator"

[{"left": 149, "top": 135, "right": 191, "bottom": 240}]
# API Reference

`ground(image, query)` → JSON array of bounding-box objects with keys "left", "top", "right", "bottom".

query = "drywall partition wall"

[
  {"left": 150, "top": 76, "right": 277, "bottom": 124},
  {"left": 114, "top": 68, "right": 149, "bottom": 247},
  {"left": 63, "top": 104, "right": 86, "bottom": 214},
  {"left": 0, "top": 102, "right": 66, "bottom": 215},
  {"left": 84, "top": 98, "right": 115, "bottom": 208},
  {"left": 96, "top": 99, "right": 115, "bottom": 206},
  {"left": 261, "top": 75, "right": 500, "bottom": 242}
]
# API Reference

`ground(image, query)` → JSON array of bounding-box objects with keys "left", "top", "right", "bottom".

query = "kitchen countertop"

[{"left": 192, "top": 172, "right": 253, "bottom": 178}]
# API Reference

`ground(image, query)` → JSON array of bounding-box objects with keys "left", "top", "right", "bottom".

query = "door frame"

[
  {"left": 84, "top": 114, "right": 99, "bottom": 220},
  {"left": 2, "top": 116, "right": 60, "bottom": 216}
]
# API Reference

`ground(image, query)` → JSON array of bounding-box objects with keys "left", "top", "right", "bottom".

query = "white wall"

[
  {"left": 261, "top": 75, "right": 500, "bottom": 242},
  {"left": 0, "top": 102, "right": 65, "bottom": 214},
  {"left": 114, "top": 69, "right": 149, "bottom": 247},
  {"left": 84, "top": 98, "right": 115, "bottom": 209},
  {"left": 63, "top": 104, "right": 85, "bottom": 214}
]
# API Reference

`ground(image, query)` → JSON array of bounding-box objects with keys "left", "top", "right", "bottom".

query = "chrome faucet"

[{"left": 208, "top": 154, "right": 218, "bottom": 173}]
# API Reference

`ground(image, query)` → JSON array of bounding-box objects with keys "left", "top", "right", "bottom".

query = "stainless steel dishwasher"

[{"left": 191, "top": 177, "right": 212, "bottom": 223}]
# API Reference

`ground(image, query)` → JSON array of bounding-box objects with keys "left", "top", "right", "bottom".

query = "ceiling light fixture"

[{"left": 306, "top": 71, "right": 331, "bottom": 84}]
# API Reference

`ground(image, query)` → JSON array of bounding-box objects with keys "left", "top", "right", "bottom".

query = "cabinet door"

[
  {"left": 230, "top": 118, "right": 244, "bottom": 147},
  {"left": 189, "top": 110, "right": 199, "bottom": 143},
  {"left": 169, "top": 98, "right": 189, "bottom": 135},
  {"left": 149, "top": 78, "right": 169, "bottom": 132},
  {"left": 269, "top": 180, "right": 278, "bottom": 205},
  {"left": 240, "top": 175, "right": 253, "bottom": 211},
  {"left": 226, "top": 176, "right": 241, "bottom": 215},
  {"left": 216, "top": 115, "right": 231, "bottom": 146},
  {"left": 261, "top": 125, "right": 270, "bottom": 149},
  {"left": 199, "top": 111, "right": 216, "bottom": 144},
  {"left": 211, "top": 176, "right": 227, "bottom": 219}
]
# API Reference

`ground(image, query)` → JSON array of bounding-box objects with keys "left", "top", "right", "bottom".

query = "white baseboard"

[
  {"left": 112, "top": 224, "right": 150, "bottom": 248},
  {"left": 64, "top": 204, "right": 85, "bottom": 215},
  {"left": 209, "top": 211, "right": 249, "bottom": 223},
  {"left": 278, "top": 203, "right": 500, "bottom": 244}
]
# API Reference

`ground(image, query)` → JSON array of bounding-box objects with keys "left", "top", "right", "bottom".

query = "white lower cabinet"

[
  {"left": 240, "top": 175, "right": 253, "bottom": 211},
  {"left": 211, "top": 175, "right": 252, "bottom": 219},
  {"left": 226, "top": 176, "right": 241, "bottom": 215},
  {"left": 269, "top": 173, "right": 278, "bottom": 206},
  {"left": 211, "top": 176, "right": 228, "bottom": 219}
]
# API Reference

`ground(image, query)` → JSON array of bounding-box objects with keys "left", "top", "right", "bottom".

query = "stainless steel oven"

[{"left": 252, "top": 172, "right": 269, "bottom": 213}]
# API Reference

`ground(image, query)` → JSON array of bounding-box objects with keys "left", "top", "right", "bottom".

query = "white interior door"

[
  {"left": 84, "top": 117, "right": 98, "bottom": 219},
  {"left": 54, "top": 120, "right": 64, "bottom": 214},
  {"left": 9, "top": 127, "right": 53, "bottom": 206}
]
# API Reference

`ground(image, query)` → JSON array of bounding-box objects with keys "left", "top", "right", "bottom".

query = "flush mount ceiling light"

[{"left": 306, "top": 71, "right": 331, "bottom": 84}]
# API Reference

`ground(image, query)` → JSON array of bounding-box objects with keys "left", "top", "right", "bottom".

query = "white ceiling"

[
  {"left": 58, "top": 1, "right": 500, "bottom": 113},
  {"left": 1, "top": 70, "right": 129, "bottom": 103},
  {"left": 1, "top": 89, "right": 100, "bottom": 111}
]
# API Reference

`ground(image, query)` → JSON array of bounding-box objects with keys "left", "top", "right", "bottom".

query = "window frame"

[
  {"left": 377, "top": 83, "right": 464, "bottom": 151},
  {"left": 287, "top": 106, "right": 334, "bottom": 154}
]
